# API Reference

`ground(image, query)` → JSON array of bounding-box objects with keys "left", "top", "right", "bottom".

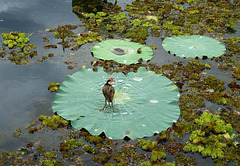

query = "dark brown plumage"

[{"left": 102, "top": 78, "right": 115, "bottom": 111}]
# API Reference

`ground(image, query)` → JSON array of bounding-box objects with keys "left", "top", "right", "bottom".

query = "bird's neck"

[{"left": 106, "top": 81, "right": 111, "bottom": 85}]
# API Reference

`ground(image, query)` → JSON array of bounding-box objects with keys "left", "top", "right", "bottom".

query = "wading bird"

[{"left": 102, "top": 78, "right": 115, "bottom": 111}]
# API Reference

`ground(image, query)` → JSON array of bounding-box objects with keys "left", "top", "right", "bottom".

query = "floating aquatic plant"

[
  {"left": 126, "top": 27, "right": 149, "bottom": 44},
  {"left": 60, "top": 139, "right": 83, "bottom": 152},
  {"left": 46, "top": 25, "right": 78, "bottom": 51},
  {"left": 190, "top": 75, "right": 226, "bottom": 92},
  {"left": 52, "top": 67, "right": 180, "bottom": 139},
  {"left": 83, "top": 145, "right": 97, "bottom": 154},
  {"left": 39, "top": 115, "right": 69, "bottom": 130},
  {"left": 232, "top": 68, "right": 240, "bottom": 80},
  {"left": 48, "top": 82, "right": 61, "bottom": 92},
  {"left": 138, "top": 139, "right": 157, "bottom": 151},
  {"left": 183, "top": 112, "right": 233, "bottom": 159},
  {"left": 106, "top": 12, "right": 128, "bottom": 32},
  {"left": 150, "top": 148, "right": 166, "bottom": 162},
  {"left": 174, "top": 153, "right": 196, "bottom": 166},
  {"left": 91, "top": 39, "right": 153, "bottom": 64},
  {"left": 76, "top": 32, "right": 103, "bottom": 47},
  {"left": 2, "top": 31, "right": 32, "bottom": 51},
  {"left": 162, "top": 35, "right": 226, "bottom": 58},
  {"left": 13, "top": 129, "right": 22, "bottom": 137},
  {"left": 1, "top": 31, "right": 37, "bottom": 64}
]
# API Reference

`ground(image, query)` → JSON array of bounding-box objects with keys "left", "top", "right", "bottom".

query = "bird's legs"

[
  {"left": 100, "top": 99, "right": 107, "bottom": 111},
  {"left": 100, "top": 100, "right": 115, "bottom": 112},
  {"left": 111, "top": 102, "right": 115, "bottom": 112},
  {"left": 108, "top": 101, "right": 114, "bottom": 112}
]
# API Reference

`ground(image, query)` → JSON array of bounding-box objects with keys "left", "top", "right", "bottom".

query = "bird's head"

[{"left": 107, "top": 78, "right": 114, "bottom": 84}]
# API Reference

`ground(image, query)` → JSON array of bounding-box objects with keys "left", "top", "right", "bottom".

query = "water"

[
  {"left": 0, "top": 0, "right": 79, "bottom": 32},
  {"left": 0, "top": 0, "right": 81, "bottom": 152}
]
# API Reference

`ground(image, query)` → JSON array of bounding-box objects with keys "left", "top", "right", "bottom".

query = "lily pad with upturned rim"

[
  {"left": 52, "top": 67, "right": 180, "bottom": 139},
  {"left": 91, "top": 39, "right": 153, "bottom": 64},
  {"left": 162, "top": 35, "right": 226, "bottom": 58}
]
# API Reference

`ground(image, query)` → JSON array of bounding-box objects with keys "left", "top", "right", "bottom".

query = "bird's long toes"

[{"left": 99, "top": 107, "right": 105, "bottom": 111}]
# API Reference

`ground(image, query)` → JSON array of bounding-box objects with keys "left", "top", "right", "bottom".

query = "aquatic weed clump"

[
  {"left": 40, "top": 152, "right": 62, "bottom": 166},
  {"left": 174, "top": 153, "right": 196, "bottom": 166},
  {"left": 1, "top": 31, "right": 37, "bottom": 64},
  {"left": 76, "top": 32, "right": 103, "bottom": 47},
  {"left": 173, "top": 121, "right": 197, "bottom": 139},
  {"left": 79, "top": 11, "right": 128, "bottom": 32},
  {"left": 153, "top": 60, "right": 209, "bottom": 86},
  {"left": 232, "top": 68, "right": 240, "bottom": 80},
  {"left": 126, "top": 0, "right": 240, "bottom": 36},
  {"left": 137, "top": 139, "right": 171, "bottom": 165},
  {"left": 39, "top": 115, "right": 69, "bottom": 130},
  {"left": 126, "top": 27, "right": 149, "bottom": 44},
  {"left": 220, "top": 109, "right": 240, "bottom": 134},
  {"left": 195, "top": 112, "right": 232, "bottom": 134},
  {"left": 183, "top": 112, "right": 233, "bottom": 160},
  {"left": 150, "top": 148, "right": 166, "bottom": 162},
  {"left": 46, "top": 24, "right": 77, "bottom": 50},
  {"left": 60, "top": 139, "right": 83, "bottom": 152},
  {"left": 138, "top": 139, "right": 157, "bottom": 151},
  {"left": 48, "top": 82, "right": 60, "bottom": 92},
  {"left": 178, "top": 92, "right": 205, "bottom": 122},
  {"left": 190, "top": 75, "right": 226, "bottom": 92}
]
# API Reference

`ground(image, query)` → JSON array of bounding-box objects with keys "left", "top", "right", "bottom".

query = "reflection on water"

[
  {"left": 0, "top": 0, "right": 79, "bottom": 32},
  {"left": 0, "top": 62, "right": 69, "bottom": 152},
  {"left": 0, "top": 0, "right": 80, "bottom": 152}
]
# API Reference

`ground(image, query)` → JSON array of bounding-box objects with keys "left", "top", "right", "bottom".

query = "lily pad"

[
  {"left": 162, "top": 35, "right": 226, "bottom": 58},
  {"left": 91, "top": 39, "right": 153, "bottom": 64},
  {"left": 52, "top": 67, "right": 180, "bottom": 139}
]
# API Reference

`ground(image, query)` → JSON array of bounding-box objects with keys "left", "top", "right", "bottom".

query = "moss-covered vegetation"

[
  {"left": 39, "top": 115, "right": 69, "bottom": 130},
  {"left": 1, "top": 31, "right": 37, "bottom": 64},
  {"left": 183, "top": 112, "right": 233, "bottom": 160},
  {"left": 48, "top": 82, "right": 60, "bottom": 92}
]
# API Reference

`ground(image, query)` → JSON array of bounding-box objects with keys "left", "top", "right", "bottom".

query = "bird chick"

[{"left": 101, "top": 78, "right": 115, "bottom": 111}]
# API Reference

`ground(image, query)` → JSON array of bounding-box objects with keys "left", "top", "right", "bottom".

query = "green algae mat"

[
  {"left": 52, "top": 67, "right": 180, "bottom": 139},
  {"left": 91, "top": 39, "right": 153, "bottom": 64},
  {"left": 162, "top": 35, "right": 226, "bottom": 58}
]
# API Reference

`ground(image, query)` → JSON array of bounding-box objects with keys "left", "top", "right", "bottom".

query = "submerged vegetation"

[{"left": 1, "top": 0, "right": 240, "bottom": 165}]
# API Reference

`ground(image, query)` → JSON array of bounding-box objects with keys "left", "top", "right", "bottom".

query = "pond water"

[
  {"left": 0, "top": 0, "right": 239, "bottom": 165},
  {"left": 0, "top": 0, "right": 80, "bottom": 152}
]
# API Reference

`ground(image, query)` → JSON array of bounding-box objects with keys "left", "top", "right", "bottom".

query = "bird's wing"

[
  {"left": 102, "top": 84, "right": 115, "bottom": 102},
  {"left": 110, "top": 85, "right": 115, "bottom": 94},
  {"left": 109, "top": 86, "right": 115, "bottom": 101}
]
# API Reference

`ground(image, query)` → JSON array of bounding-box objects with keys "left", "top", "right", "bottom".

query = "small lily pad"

[
  {"left": 91, "top": 39, "right": 153, "bottom": 64},
  {"left": 52, "top": 67, "right": 180, "bottom": 139},
  {"left": 162, "top": 35, "right": 226, "bottom": 58}
]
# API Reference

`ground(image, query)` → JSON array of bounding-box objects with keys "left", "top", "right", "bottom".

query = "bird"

[{"left": 101, "top": 78, "right": 115, "bottom": 111}]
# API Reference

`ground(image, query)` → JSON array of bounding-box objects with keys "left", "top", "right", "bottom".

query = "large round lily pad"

[
  {"left": 162, "top": 35, "right": 226, "bottom": 58},
  {"left": 52, "top": 67, "right": 180, "bottom": 139},
  {"left": 91, "top": 39, "right": 153, "bottom": 64}
]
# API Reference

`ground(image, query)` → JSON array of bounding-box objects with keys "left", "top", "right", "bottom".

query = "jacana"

[{"left": 102, "top": 78, "right": 115, "bottom": 111}]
